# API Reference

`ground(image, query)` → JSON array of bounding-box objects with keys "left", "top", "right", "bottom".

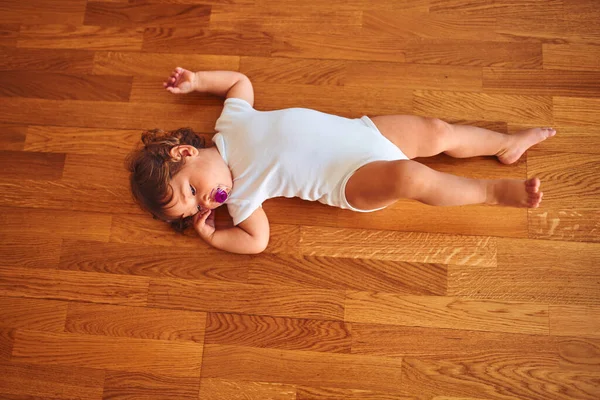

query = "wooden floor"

[{"left": 1, "top": 0, "right": 599, "bottom": 399}]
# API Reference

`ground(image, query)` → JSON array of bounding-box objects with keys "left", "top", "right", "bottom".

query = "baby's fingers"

[{"left": 193, "top": 209, "right": 209, "bottom": 224}]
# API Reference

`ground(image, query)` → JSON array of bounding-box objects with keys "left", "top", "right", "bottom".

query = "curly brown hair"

[{"left": 126, "top": 127, "right": 206, "bottom": 233}]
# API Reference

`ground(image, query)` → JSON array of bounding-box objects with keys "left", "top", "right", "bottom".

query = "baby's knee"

[{"left": 428, "top": 118, "right": 453, "bottom": 143}]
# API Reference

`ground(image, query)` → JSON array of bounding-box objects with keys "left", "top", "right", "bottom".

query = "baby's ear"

[{"left": 169, "top": 145, "right": 194, "bottom": 160}]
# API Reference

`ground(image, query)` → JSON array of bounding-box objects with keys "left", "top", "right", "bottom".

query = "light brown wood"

[{"left": 1, "top": 1, "right": 599, "bottom": 399}]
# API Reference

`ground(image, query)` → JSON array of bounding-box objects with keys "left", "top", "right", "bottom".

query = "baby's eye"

[
  {"left": 190, "top": 184, "right": 196, "bottom": 196},
  {"left": 197, "top": 205, "right": 202, "bottom": 212}
]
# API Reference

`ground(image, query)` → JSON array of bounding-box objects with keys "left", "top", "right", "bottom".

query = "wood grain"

[
  {"left": 0, "top": 124, "right": 26, "bottom": 151},
  {"left": 65, "top": 302, "right": 206, "bottom": 342},
  {"left": 0, "top": 71, "right": 133, "bottom": 101},
  {"left": 300, "top": 225, "right": 497, "bottom": 266},
  {"left": 18, "top": 24, "right": 144, "bottom": 51},
  {"left": 201, "top": 343, "right": 404, "bottom": 392},
  {"left": 148, "top": 278, "right": 346, "bottom": 321},
  {"left": 0, "top": 297, "right": 67, "bottom": 332},
  {"left": 345, "top": 293, "right": 549, "bottom": 335},
  {"left": 449, "top": 238, "right": 600, "bottom": 305},
  {"left": 0, "top": 47, "right": 95, "bottom": 73},
  {"left": 0, "top": 0, "right": 599, "bottom": 398},
  {"left": 103, "top": 371, "right": 202, "bottom": 400},
  {"left": 550, "top": 305, "right": 600, "bottom": 338},
  {"left": 0, "top": 266, "right": 149, "bottom": 305},
  {"left": 413, "top": 90, "right": 553, "bottom": 124},
  {"left": 84, "top": 1, "right": 211, "bottom": 28},
  {"left": 0, "top": 361, "right": 105, "bottom": 400},
  {"left": 205, "top": 312, "right": 351, "bottom": 353},
  {"left": 199, "top": 378, "right": 296, "bottom": 400},
  {"left": 11, "top": 329, "right": 203, "bottom": 376}
]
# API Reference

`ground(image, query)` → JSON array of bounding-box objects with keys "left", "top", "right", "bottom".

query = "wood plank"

[
  {"left": 18, "top": 24, "right": 144, "bottom": 51},
  {"left": 448, "top": 238, "right": 600, "bottom": 306},
  {"left": 483, "top": 68, "right": 600, "bottom": 98},
  {"left": 143, "top": 27, "right": 272, "bottom": 57},
  {"left": 201, "top": 343, "right": 404, "bottom": 392},
  {"left": 240, "top": 56, "right": 346, "bottom": 86},
  {"left": 0, "top": 232, "right": 61, "bottom": 269},
  {"left": 25, "top": 125, "right": 140, "bottom": 157},
  {"left": 199, "top": 378, "right": 296, "bottom": 400},
  {"left": 550, "top": 305, "right": 600, "bottom": 338},
  {"left": 399, "top": 355, "right": 600, "bottom": 400},
  {"left": 558, "top": 337, "right": 600, "bottom": 372},
  {"left": 247, "top": 253, "right": 447, "bottom": 295},
  {"left": 0, "top": 361, "right": 104, "bottom": 400},
  {"left": 0, "top": 207, "right": 112, "bottom": 242},
  {"left": 0, "top": 266, "right": 149, "bottom": 306},
  {"left": 271, "top": 32, "right": 407, "bottom": 62},
  {"left": 0, "top": 124, "right": 26, "bottom": 151},
  {"left": 0, "top": 329, "right": 14, "bottom": 361},
  {"left": 0, "top": 178, "right": 138, "bottom": 214},
  {"left": 430, "top": 0, "right": 564, "bottom": 19},
  {"left": 351, "top": 325, "right": 558, "bottom": 358},
  {"left": 59, "top": 239, "right": 250, "bottom": 281},
  {"left": 345, "top": 62, "right": 482, "bottom": 92},
  {"left": 413, "top": 90, "right": 553, "bottom": 124},
  {"left": 362, "top": 11, "right": 500, "bottom": 41},
  {"left": 65, "top": 302, "right": 206, "bottom": 342},
  {"left": 209, "top": 5, "right": 362, "bottom": 34},
  {"left": 543, "top": 44, "right": 600, "bottom": 71},
  {"left": 554, "top": 96, "right": 600, "bottom": 126},
  {"left": 93, "top": 51, "right": 240, "bottom": 76},
  {"left": 148, "top": 278, "right": 345, "bottom": 321},
  {"left": 205, "top": 312, "right": 351, "bottom": 353},
  {"left": 296, "top": 385, "right": 423, "bottom": 400},
  {"left": 345, "top": 293, "right": 549, "bottom": 335},
  {"left": 0, "top": 47, "right": 94, "bottom": 73},
  {"left": 62, "top": 153, "right": 128, "bottom": 186},
  {"left": 300, "top": 225, "right": 497, "bottom": 266},
  {"left": 0, "top": 71, "right": 132, "bottom": 101},
  {"left": 84, "top": 1, "right": 210, "bottom": 27},
  {"left": 0, "top": 24, "right": 19, "bottom": 47},
  {"left": 527, "top": 151, "right": 600, "bottom": 243},
  {"left": 0, "top": 297, "right": 67, "bottom": 332},
  {"left": 104, "top": 371, "right": 201, "bottom": 400},
  {"left": 0, "top": 97, "right": 222, "bottom": 131},
  {"left": 405, "top": 41, "right": 542, "bottom": 68},
  {"left": 0, "top": 150, "right": 64, "bottom": 180},
  {"left": 11, "top": 329, "right": 203, "bottom": 376},
  {"left": 0, "top": 0, "right": 86, "bottom": 25}
]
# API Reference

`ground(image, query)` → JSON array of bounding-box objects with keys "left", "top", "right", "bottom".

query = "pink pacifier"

[{"left": 211, "top": 185, "right": 230, "bottom": 203}]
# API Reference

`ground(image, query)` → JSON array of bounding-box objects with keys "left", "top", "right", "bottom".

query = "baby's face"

[{"left": 163, "top": 146, "right": 232, "bottom": 220}]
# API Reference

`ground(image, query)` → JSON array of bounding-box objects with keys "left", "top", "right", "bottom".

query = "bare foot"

[
  {"left": 497, "top": 127, "right": 556, "bottom": 165},
  {"left": 487, "top": 177, "right": 543, "bottom": 208}
]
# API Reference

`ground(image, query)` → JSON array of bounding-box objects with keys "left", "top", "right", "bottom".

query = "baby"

[{"left": 127, "top": 68, "right": 556, "bottom": 254}]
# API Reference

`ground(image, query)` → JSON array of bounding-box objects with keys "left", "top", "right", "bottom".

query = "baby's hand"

[
  {"left": 193, "top": 208, "right": 216, "bottom": 242},
  {"left": 163, "top": 67, "right": 197, "bottom": 94}
]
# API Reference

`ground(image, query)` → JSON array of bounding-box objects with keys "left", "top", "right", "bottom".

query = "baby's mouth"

[{"left": 210, "top": 185, "right": 231, "bottom": 203}]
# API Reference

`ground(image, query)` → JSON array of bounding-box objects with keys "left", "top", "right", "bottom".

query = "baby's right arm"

[
  {"left": 164, "top": 68, "right": 254, "bottom": 106},
  {"left": 194, "top": 206, "right": 270, "bottom": 254}
]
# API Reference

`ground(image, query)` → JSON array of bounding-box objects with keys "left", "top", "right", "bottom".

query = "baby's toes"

[
  {"left": 525, "top": 177, "right": 541, "bottom": 193},
  {"left": 529, "top": 191, "right": 543, "bottom": 207}
]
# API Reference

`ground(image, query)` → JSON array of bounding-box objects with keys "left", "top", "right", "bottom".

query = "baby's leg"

[
  {"left": 345, "top": 160, "right": 543, "bottom": 210},
  {"left": 371, "top": 115, "right": 556, "bottom": 164}
]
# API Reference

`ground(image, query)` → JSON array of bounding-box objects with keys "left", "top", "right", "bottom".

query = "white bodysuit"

[{"left": 212, "top": 98, "right": 408, "bottom": 225}]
